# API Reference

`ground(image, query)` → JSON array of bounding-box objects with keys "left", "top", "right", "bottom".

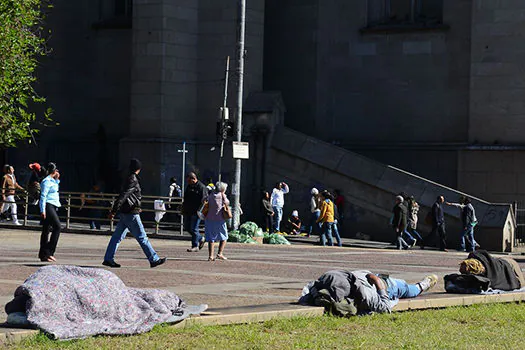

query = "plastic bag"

[
  {"left": 239, "top": 221, "right": 259, "bottom": 237},
  {"left": 228, "top": 230, "right": 241, "bottom": 243},
  {"left": 267, "top": 233, "right": 291, "bottom": 245},
  {"left": 254, "top": 228, "right": 264, "bottom": 237}
]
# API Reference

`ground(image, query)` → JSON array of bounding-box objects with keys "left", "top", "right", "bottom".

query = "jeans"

[
  {"left": 184, "top": 214, "right": 202, "bottom": 248},
  {"left": 39, "top": 204, "right": 61, "bottom": 259},
  {"left": 394, "top": 228, "right": 409, "bottom": 249},
  {"left": 89, "top": 208, "right": 102, "bottom": 230},
  {"left": 104, "top": 213, "right": 160, "bottom": 263},
  {"left": 386, "top": 278, "right": 421, "bottom": 299},
  {"left": 273, "top": 206, "right": 283, "bottom": 232},
  {"left": 461, "top": 225, "right": 476, "bottom": 252},
  {"left": 263, "top": 214, "right": 274, "bottom": 233},
  {"left": 308, "top": 211, "right": 321, "bottom": 236},
  {"left": 320, "top": 222, "right": 334, "bottom": 246},
  {"left": 332, "top": 220, "right": 342, "bottom": 247},
  {"left": 407, "top": 227, "right": 423, "bottom": 242}
]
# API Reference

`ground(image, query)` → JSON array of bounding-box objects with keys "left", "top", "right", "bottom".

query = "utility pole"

[
  {"left": 232, "top": 0, "right": 246, "bottom": 229},
  {"left": 218, "top": 56, "right": 230, "bottom": 184}
]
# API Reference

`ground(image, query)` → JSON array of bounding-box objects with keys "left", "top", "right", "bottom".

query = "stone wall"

[{"left": 469, "top": 0, "right": 525, "bottom": 144}]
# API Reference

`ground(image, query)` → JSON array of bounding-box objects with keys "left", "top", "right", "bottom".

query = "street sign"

[{"left": 232, "top": 141, "right": 249, "bottom": 159}]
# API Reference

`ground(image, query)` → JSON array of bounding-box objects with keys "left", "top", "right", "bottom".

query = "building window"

[{"left": 367, "top": 0, "right": 443, "bottom": 27}]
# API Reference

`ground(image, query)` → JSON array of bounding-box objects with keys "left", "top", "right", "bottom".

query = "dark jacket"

[
  {"left": 111, "top": 173, "right": 141, "bottom": 215},
  {"left": 262, "top": 198, "right": 273, "bottom": 216},
  {"left": 183, "top": 181, "right": 208, "bottom": 216},
  {"left": 432, "top": 201, "right": 445, "bottom": 226},
  {"left": 392, "top": 203, "right": 407, "bottom": 230}
]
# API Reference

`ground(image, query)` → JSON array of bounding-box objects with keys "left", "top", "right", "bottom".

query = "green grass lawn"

[{"left": 10, "top": 302, "right": 525, "bottom": 350}]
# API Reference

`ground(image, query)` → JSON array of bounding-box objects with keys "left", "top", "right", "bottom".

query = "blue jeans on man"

[
  {"left": 184, "top": 214, "right": 202, "bottom": 248},
  {"left": 320, "top": 222, "right": 334, "bottom": 246},
  {"left": 104, "top": 213, "right": 160, "bottom": 263},
  {"left": 461, "top": 225, "right": 476, "bottom": 252},
  {"left": 332, "top": 220, "right": 342, "bottom": 247},
  {"left": 386, "top": 277, "right": 422, "bottom": 299},
  {"left": 273, "top": 206, "right": 283, "bottom": 232}
]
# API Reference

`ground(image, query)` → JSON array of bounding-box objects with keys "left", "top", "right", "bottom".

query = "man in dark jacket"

[
  {"left": 429, "top": 196, "right": 447, "bottom": 251},
  {"left": 183, "top": 172, "right": 208, "bottom": 252},
  {"left": 102, "top": 158, "right": 166, "bottom": 268},
  {"left": 392, "top": 196, "right": 409, "bottom": 250}
]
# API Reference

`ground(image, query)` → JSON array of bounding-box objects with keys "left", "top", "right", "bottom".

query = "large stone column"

[{"left": 121, "top": 0, "right": 199, "bottom": 194}]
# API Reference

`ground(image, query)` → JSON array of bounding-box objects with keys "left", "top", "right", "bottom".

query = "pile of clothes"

[{"left": 444, "top": 250, "right": 525, "bottom": 294}]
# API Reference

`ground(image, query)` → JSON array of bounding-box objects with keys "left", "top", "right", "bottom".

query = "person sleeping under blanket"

[
  {"left": 299, "top": 270, "right": 438, "bottom": 316},
  {"left": 444, "top": 250, "right": 525, "bottom": 294}
]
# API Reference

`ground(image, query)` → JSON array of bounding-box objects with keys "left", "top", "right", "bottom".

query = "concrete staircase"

[{"left": 266, "top": 126, "right": 515, "bottom": 252}]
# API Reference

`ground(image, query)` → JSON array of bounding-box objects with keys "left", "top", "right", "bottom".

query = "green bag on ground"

[
  {"left": 228, "top": 230, "right": 241, "bottom": 243},
  {"left": 254, "top": 228, "right": 264, "bottom": 238},
  {"left": 267, "top": 233, "right": 291, "bottom": 245},
  {"left": 239, "top": 221, "right": 259, "bottom": 237}
]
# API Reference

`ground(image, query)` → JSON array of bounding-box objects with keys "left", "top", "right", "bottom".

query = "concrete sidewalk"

[{"left": 0, "top": 228, "right": 523, "bottom": 344}]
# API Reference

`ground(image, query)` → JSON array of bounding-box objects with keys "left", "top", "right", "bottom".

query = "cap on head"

[
  {"left": 311, "top": 188, "right": 319, "bottom": 195},
  {"left": 292, "top": 210, "right": 299, "bottom": 217},
  {"left": 129, "top": 158, "right": 142, "bottom": 172},
  {"left": 395, "top": 195, "right": 404, "bottom": 203},
  {"left": 29, "top": 163, "right": 41, "bottom": 172}
]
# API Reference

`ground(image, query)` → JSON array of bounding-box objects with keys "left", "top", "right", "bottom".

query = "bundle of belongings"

[
  {"left": 444, "top": 250, "right": 525, "bottom": 294},
  {"left": 299, "top": 270, "right": 437, "bottom": 316},
  {"left": 4, "top": 265, "right": 207, "bottom": 340}
]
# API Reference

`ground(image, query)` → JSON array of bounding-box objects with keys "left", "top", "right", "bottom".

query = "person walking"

[
  {"left": 271, "top": 181, "right": 289, "bottom": 232},
  {"left": 446, "top": 197, "right": 477, "bottom": 252},
  {"left": 427, "top": 196, "right": 448, "bottom": 251},
  {"left": 308, "top": 188, "right": 321, "bottom": 238},
  {"left": 1, "top": 165, "right": 25, "bottom": 225},
  {"left": 204, "top": 182, "right": 230, "bottom": 261},
  {"left": 332, "top": 194, "right": 343, "bottom": 247},
  {"left": 39, "top": 163, "right": 62, "bottom": 262},
  {"left": 103, "top": 158, "right": 166, "bottom": 268},
  {"left": 406, "top": 196, "right": 424, "bottom": 247},
  {"left": 316, "top": 190, "right": 335, "bottom": 246},
  {"left": 261, "top": 191, "right": 274, "bottom": 233},
  {"left": 183, "top": 172, "right": 208, "bottom": 252},
  {"left": 27, "top": 163, "right": 44, "bottom": 206},
  {"left": 392, "top": 195, "right": 410, "bottom": 250}
]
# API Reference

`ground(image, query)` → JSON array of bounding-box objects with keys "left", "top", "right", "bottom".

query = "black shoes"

[
  {"left": 102, "top": 260, "right": 121, "bottom": 268},
  {"left": 150, "top": 257, "right": 167, "bottom": 268}
]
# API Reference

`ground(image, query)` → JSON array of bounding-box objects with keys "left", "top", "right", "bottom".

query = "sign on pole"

[{"left": 232, "top": 141, "right": 249, "bottom": 159}]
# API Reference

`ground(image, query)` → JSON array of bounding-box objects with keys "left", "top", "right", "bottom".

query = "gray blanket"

[{"left": 8, "top": 265, "right": 207, "bottom": 340}]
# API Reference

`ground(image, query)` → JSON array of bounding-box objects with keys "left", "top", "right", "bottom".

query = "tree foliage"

[{"left": 0, "top": 0, "right": 53, "bottom": 148}]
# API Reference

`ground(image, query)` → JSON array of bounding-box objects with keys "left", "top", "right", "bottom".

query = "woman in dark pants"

[
  {"left": 39, "top": 163, "right": 61, "bottom": 262},
  {"left": 261, "top": 191, "right": 274, "bottom": 233}
]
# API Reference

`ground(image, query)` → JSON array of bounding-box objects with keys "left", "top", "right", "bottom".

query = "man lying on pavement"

[
  {"left": 300, "top": 270, "right": 438, "bottom": 316},
  {"left": 445, "top": 250, "right": 525, "bottom": 294}
]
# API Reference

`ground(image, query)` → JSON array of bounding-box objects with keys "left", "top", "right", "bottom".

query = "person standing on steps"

[
  {"left": 261, "top": 191, "right": 274, "bottom": 233},
  {"left": 103, "top": 158, "right": 166, "bottom": 268},
  {"left": 392, "top": 195, "right": 410, "bottom": 250},
  {"left": 183, "top": 172, "right": 208, "bottom": 252},
  {"left": 317, "top": 190, "right": 335, "bottom": 246},
  {"left": 271, "top": 181, "right": 289, "bottom": 232},
  {"left": 308, "top": 188, "right": 321, "bottom": 238},
  {"left": 1, "top": 165, "right": 25, "bottom": 225},
  {"left": 39, "top": 163, "right": 62, "bottom": 262}
]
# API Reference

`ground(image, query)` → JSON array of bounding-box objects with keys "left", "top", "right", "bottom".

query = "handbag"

[
  {"left": 222, "top": 193, "right": 232, "bottom": 219},
  {"left": 197, "top": 201, "right": 209, "bottom": 220}
]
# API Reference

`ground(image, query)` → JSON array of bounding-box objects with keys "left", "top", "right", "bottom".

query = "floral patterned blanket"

[{"left": 8, "top": 265, "right": 207, "bottom": 340}]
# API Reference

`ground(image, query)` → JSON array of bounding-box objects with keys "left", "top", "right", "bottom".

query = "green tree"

[{"left": 0, "top": 0, "right": 53, "bottom": 148}]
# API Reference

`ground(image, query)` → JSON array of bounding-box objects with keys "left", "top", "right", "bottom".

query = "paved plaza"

[{"left": 1, "top": 227, "right": 513, "bottom": 322}]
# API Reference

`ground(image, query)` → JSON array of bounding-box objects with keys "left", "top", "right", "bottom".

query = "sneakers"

[
  {"left": 150, "top": 257, "right": 167, "bottom": 268},
  {"left": 102, "top": 260, "right": 121, "bottom": 268},
  {"left": 13, "top": 221, "right": 22, "bottom": 226},
  {"left": 411, "top": 239, "right": 417, "bottom": 248},
  {"left": 187, "top": 247, "right": 199, "bottom": 252},
  {"left": 418, "top": 274, "right": 438, "bottom": 293},
  {"left": 198, "top": 238, "right": 206, "bottom": 250}
]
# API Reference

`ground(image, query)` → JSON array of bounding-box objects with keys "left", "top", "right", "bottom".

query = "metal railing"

[{"left": 1, "top": 188, "right": 184, "bottom": 235}]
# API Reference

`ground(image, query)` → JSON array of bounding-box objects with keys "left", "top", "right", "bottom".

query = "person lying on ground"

[
  {"left": 445, "top": 250, "right": 525, "bottom": 293},
  {"left": 300, "top": 269, "right": 438, "bottom": 316}
]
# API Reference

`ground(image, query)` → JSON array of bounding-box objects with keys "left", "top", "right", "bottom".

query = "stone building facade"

[{"left": 5, "top": 0, "right": 525, "bottom": 207}]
